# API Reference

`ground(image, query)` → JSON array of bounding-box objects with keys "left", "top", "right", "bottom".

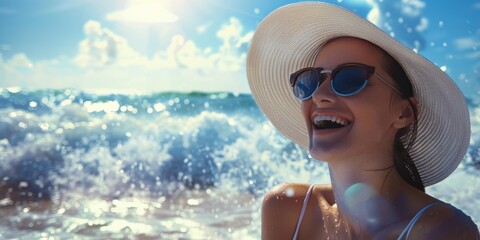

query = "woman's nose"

[{"left": 311, "top": 77, "right": 337, "bottom": 104}]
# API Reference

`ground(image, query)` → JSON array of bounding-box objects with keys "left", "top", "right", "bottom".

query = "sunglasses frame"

[{"left": 290, "top": 63, "right": 403, "bottom": 100}]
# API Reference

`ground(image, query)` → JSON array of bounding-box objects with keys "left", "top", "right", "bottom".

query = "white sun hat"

[{"left": 247, "top": 2, "right": 470, "bottom": 186}]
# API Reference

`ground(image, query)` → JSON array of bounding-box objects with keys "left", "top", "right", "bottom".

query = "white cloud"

[
  {"left": 106, "top": 1, "right": 178, "bottom": 23},
  {"left": 196, "top": 23, "right": 211, "bottom": 34},
  {"left": 475, "top": 2, "right": 480, "bottom": 9},
  {"left": 0, "top": 53, "right": 34, "bottom": 87},
  {"left": 73, "top": 20, "right": 148, "bottom": 69},
  {"left": 455, "top": 37, "right": 480, "bottom": 50},
  {"left": 466, "top": 52, "right": 480, "bottom": 59},
  {"left": 366, "top": 4, "right": 381, "bottom": 25},
  {"left": 165, "top": 35, "right": 210, "bottom": 70},
  {"left": 237, "top": 31, "right": 254, "bottom": 49},
  {"left": 150, "top": 19, "right": 253, "bottom": 74},
  {"left": 1, "top": 44, "right": 12, "bottom": 51},
  {"left": 217, "top": 18, "right": 243, "bottom": 49},
  {"left": 454, "top": 37, "right": 480, "bottom": 60},
  {"left": 399, "top": 0, "right": 425, "bottom": 17},
  {"left": 3, "top": 53, "right": 33, "bottom": 70},
  {"left": 367, "top": 0, "right": 428, "bottom": 49},
  {"left": 415, "top": 17, "right": 428, "bottom": 32},
  {"left": 1, "top": 17, "right": 253, "bottom": 93},
  {"left": 219, "top": 17, "right": 254, "bottom": 50}
]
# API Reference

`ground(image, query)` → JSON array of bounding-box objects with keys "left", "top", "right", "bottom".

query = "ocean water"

[{"left": 0, "top": 88, "right": 479, "bottom": 239}]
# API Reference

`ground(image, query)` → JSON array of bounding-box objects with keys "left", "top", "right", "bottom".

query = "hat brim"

[{"left": 247, "top": 2, "right": 470, "bottom": 186}]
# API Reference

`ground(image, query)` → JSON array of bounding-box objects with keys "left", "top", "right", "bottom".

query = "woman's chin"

[
  {"left": 308, "top": 148, "right": 337, "bottom": 162},
  {"left": 308, "top": 141, "right": 358, "bottom": 163},
  {"left": 308, "top": 138, "right": 349, "bottom": 161}
]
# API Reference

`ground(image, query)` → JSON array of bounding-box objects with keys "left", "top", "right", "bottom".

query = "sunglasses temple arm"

[{"left": 374, "top": 74, "right": 404, "bottom": 97}]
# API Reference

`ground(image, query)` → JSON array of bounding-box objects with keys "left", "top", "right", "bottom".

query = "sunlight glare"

[{"left": 107, "top": 0, "right": 178, "bottom": 23}]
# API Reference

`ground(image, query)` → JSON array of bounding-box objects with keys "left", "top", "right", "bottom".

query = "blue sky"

[{"left": 0, "top": 0, "right": 479, "bottom": 97}]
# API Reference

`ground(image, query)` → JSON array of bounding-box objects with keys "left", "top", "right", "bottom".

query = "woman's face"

[{"left": 302, "top": 37, "right": 408, "bottom": 164}]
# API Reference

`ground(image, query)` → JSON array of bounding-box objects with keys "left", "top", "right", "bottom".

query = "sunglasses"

[{"left": 290, "top": 63, "right": 403, "bottom": 100}]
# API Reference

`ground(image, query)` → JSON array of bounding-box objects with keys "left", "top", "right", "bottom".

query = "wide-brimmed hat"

[{"left": 247, "top": 2, "right": 470, "bottom": 186}]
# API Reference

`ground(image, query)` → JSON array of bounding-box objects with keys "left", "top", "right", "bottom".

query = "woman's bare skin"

[{"left": 261, "top": 38, "right": 479, "bottom": 240}]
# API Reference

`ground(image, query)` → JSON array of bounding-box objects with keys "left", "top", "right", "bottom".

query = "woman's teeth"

[{"left": 313, "top": 115, "right": 349, "bottom": 129}]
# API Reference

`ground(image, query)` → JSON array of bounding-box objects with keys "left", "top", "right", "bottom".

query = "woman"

[{"left": 247, "top": 2, "right": 479, "bottom": 240}]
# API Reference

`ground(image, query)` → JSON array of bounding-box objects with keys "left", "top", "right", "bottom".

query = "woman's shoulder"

[
  {"left": 262, "top": 183, "right": 333, "bottom": 205},
  {"left": 407, "top": 201, "right": 480, "bottom": 240},
  {"left": 261, "top": 183, "right": 334, "bottom": 240},
  {"left": 262, "top": 183, "right": 312, "bottom": 215}
]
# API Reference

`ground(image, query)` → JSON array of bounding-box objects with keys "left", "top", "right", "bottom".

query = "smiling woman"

[
  {"left": 247, "top": 2, "right": 479, "bottom": 240},
  {"left": 0, "top": 0, "right": 480, "bottom": 239}
]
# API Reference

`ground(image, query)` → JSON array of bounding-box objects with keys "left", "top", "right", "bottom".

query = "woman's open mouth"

[{"left": 313, "top": 115, "right": 351, "bottom": 130}]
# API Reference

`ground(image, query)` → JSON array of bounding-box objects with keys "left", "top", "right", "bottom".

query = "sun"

[{"left": 106, "top": 0, "right": 178, "bottom": 23}]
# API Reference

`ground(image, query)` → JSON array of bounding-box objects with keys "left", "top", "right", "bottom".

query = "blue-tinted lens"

[
  {"left": 292, "top": 70, "right": 319, "bottom": 100},
  {"left": 331, "top": 67, "right": 369, "bottom": 96}
]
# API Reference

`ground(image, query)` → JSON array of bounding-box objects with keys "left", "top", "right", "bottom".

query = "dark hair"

[{"left": 381, "top": 51, "right": 425, "bottom": 192}]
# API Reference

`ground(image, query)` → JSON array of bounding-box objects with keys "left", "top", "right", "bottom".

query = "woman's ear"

[{"left": 393, "top": 97, "right": 417, "bottom": 129}]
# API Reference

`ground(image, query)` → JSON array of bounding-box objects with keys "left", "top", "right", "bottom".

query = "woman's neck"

[{"left": 327, "top": 153, "right": 414, "bottom": 236}]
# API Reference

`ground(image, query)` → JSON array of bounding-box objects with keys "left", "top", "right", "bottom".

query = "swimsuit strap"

[
  {"left": 397, "top": 202, "right": 445, "bottom": 240},
  {"left": 292, "top": 184, "right": 315, "bottom": 240}
]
